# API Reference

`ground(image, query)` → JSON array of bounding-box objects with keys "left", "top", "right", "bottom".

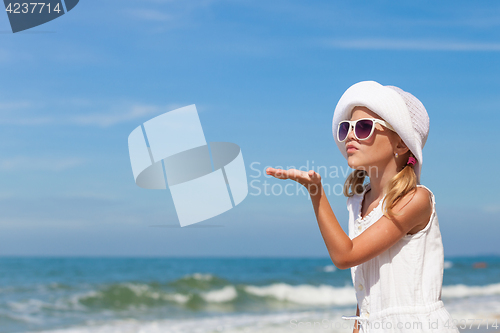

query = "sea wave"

[
  {"left": 244, "top": 283, "right": 356, "bottom": 306},
  {"left": 200, "top": 285, "right": 238, "bottom": 303},
  {"left": 75, "top": 282, "right": 355, "bottom": 309},
  {"left": 167, "top": 273, "right": 228, "bottom": 291},
  {"left": 442, "top": 282, "right": 500, "bottom": 298},
  {"left": 5, "top": 279, "right": 500, "bottom": 316},
  {"left": 71, "top": 281, "right": 500, "bottom": 308}
]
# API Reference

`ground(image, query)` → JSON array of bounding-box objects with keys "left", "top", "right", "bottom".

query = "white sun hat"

[{"left": 332, "top": 80, "right": 430, "bottom": 184}]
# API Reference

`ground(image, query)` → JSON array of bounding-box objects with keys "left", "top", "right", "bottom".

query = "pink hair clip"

[{"left": 407, "top": 157, "right": 416, "bottom": 166}]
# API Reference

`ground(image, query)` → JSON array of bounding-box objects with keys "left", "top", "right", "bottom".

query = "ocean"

[{"left": 0, "top": 256, "right": 499, "bottom": 333}]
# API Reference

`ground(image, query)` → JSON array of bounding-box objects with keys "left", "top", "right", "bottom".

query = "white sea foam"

[
  {"left": 443, "top": 282, "right": 500, "bottom": 298},
  {"left": 162, "top": 293, "right": 190, "bottom": 304},
  {"left": 0, "top": 307, "right": 46, "bottom": 324},
  {"left": 14, "top": 283, "right": 500, "bottom": 333},
  {"left": 7, "top": 298, "right": 76, "bottom": 313},
  {"left": 101, "top": 281, "right": 500, "bottom": 304},
  {"left": 8, "top": 299, "right": 49, "bottom": 313},
  {"left": 17, "top": 303, "right": 500, "bottom": 333},
  {"left": 244, "top": 283, "right": 356, "bottom": 306},
  {"left": 184, "top": 273, "right": 214, "bottom": 281},
  {"left": 24, "top": 309, "right": 356, "bottom": 333},
  {"left": 444, "top": 261, "right": 453, "bottom": 269},
  {"left": 323, "top": 265, "right": 337, "bottom": 272},
  {"left": 201, "top": 285, "right": 238, "bottom": 303},
  {"left": 122, "top": 283, "right": 151, "bottom": 295},
  {"left": 241, "top": 282, "right": 500, "bottom": 306},
  {"left": 443, "top": 295, "right": 500, "bottom": 325}
]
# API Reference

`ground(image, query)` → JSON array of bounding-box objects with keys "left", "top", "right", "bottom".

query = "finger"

[
  {"left": 277, "top": 168, "right": 301, "bottom": 181},
  {"left": 309, "top": 170, "right": 321, "bottom": 181},
  {"left": 266, "top": 167, "right": 280, "bottom": 176},
  {"left": 288, "top": 169, "right": 303, "bottom": 181},
  {"left": 267, "top": 167, "right": 289, "bottom": 179},
  {"left": 275, "top": 169, "right": 288, "bottom": 179}
]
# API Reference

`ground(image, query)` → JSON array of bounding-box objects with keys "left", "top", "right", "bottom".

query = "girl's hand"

[{"left": 266, "top": 167, "right": 322, "bottom": 194}]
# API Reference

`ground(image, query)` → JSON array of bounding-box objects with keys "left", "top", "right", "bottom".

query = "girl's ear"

[{"left": 396, "top": 138, "right": 410, "bottom": 155}]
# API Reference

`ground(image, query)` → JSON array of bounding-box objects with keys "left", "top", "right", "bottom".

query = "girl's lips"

[{"left": 347, "top": 147, "right": 358, "bottom": 153}]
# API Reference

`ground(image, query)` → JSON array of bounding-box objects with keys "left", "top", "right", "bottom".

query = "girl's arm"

[
  {"left": 266, "top": 168, "right": 432, "bottom": 270},
  {"left": 353, "top": 305, "right": 360, "bottom": 333}
]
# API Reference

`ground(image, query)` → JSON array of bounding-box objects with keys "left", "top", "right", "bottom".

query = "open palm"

[{"left": 266, "top": 167, "right": 322, "bottom": 194}]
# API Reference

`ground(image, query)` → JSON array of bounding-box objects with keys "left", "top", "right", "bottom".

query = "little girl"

[{"left": 266, "top": 81, "right": 459, "bottom": 332}]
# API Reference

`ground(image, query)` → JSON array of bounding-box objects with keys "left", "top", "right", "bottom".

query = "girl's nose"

[{"left": 346, "top": 124, "right": 357, "bottom": 141}]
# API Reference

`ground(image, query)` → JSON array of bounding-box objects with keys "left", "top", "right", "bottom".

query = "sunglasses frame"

[{"left": 337, "top": 118, "right": 395, "bottom": 142}]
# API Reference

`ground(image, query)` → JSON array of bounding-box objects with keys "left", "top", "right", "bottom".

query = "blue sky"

[{"left": 0, "top": 0, "right": 499, "bottom": 257}]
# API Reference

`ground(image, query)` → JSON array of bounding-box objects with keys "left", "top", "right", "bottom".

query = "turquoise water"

[{"left": 0, "top": 256, "right": 499, "bottom": 332}]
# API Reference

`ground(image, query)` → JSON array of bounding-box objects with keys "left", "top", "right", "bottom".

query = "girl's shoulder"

[
  {"left": 415, "top": 184, "right": 435, "bottom": 202},
  {"left": 393, "top": 185, "right": 434, "bottom": 221},
  {"left": 392, "top": 184, "right": 434, "bottom": 208}
]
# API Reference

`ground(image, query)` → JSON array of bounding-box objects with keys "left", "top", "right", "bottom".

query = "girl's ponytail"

[{"left": 381, "top": 152, "right": 418, "bottom": 219}]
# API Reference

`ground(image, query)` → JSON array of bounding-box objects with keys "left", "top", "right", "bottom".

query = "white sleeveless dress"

[{"left": 344, "top": 183, "right": 460, "bottom": 333}]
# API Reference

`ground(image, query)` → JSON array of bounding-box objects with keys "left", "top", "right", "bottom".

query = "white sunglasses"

[{"left": 337, "top": 118, "right": 395, "bottom": 142}]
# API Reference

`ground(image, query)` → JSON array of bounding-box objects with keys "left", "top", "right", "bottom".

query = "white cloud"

[
  {"left": 483, "top": 205, "right": 500, "bottom": 213},
  {"left": 123, "top": 8, "right": 173, "bottom": 21},
  {"left": 0, "top": 116, "right": 55, "bottom": 125},
  {"left": 0, "top": 48, "right": 11, "bottom": 63},
  {"left": 71, "top": 104, "right": 161, "bottom": 126},
  {"left": 0, "top": 156, "right": 85, "bottom": 171},
  {"left": 0, "top": 194, "right": 168, "bottom": 229},
  {"left": 119, "top": 0, "right": 219, "bottom": 30},
  {"left": 0, "top": 101, "right": 34, "bottom": 110},
  {"left": 0, "top": 192, "right": 13, "bottom": 199},
  {"left": 0, "top": 99, "right": 189, "bottom": 127},
  {"left": 322, "top": 38, "right": 500, "bottom": 51},
  {"left": 70, "top": 103, "right": 185, "bottom": 127}
]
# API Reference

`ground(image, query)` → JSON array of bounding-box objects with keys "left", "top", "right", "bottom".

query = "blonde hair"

[{"left": 343, "top": 152, "right": 417, "bottom": 220}]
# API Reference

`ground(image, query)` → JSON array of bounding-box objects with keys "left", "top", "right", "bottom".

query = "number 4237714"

[
  {"left": 445, "top": 319, "right": 498, "bottom": 330},
  {"left": 5, "top": 3, "right": 62, "bottom": 14}
]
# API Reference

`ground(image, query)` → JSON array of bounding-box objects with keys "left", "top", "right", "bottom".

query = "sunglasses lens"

[
  {"left": 338, "top": 122, "right": 350, "bottom": 141},
  {"left": 355, "top": 119, "right": 374, "bottom": 139}
]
